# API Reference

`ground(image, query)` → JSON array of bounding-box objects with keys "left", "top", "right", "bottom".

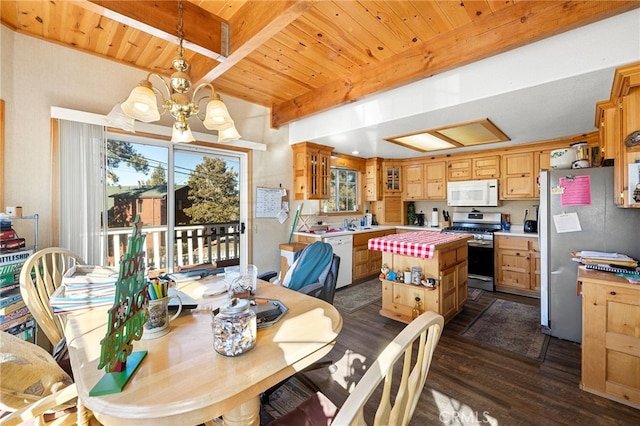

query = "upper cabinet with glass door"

[
  {"left": 383, "top": 160, "right": 402, "bottom": 195},
  {"left": 595, "top": 62, "right": 640, "bottom": 208},
  {"left": 292, "top": 142, "right": 333, "bottom": 200}
]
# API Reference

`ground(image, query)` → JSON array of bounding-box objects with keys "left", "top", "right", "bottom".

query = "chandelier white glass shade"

[{"left": 115, "top": 0, "right": 240, "bottom": 144}]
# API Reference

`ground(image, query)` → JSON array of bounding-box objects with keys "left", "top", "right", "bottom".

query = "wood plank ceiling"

[{"left": 1, "top": 1, "right": 637, "bottom": 129}]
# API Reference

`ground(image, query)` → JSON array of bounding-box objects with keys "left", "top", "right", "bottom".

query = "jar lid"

[{"left": 219, "top": 298, "right": 250, "bottom": 314}]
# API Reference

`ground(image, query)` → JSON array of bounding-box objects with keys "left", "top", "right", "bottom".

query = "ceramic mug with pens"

[
  {"left": 143, "top": 295, "right": 182, "bottom": 339},
  {"left": 143, "top": 279, "right": 181, "bottom": 339}
]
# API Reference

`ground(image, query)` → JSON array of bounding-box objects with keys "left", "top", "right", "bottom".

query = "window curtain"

[{"left": 59, "top": 120, "right": 106, "bottom": 265}]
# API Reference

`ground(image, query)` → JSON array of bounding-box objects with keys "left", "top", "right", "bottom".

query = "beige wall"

[{"left": 0, "top": 27, "right": 292, "bottom": 274}]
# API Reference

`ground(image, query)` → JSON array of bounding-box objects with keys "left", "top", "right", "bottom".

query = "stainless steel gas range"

[{"left": 442, "top": 211, "right": 502, "bottom": 292}]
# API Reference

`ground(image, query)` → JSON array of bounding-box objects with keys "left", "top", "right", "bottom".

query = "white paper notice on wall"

[
  {"left": 276, "top": 210, "right": 288, "bottom": 224},
  {"left": 256, "top": 187, "right": 283, "bottom": 218},
  {"left": 553, "top": 212, "right": 582, "bottom": 233}
]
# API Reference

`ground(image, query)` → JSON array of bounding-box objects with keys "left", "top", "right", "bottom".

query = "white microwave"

[{"left": 447, "top": 179, "right": 499, "bottom": 207}]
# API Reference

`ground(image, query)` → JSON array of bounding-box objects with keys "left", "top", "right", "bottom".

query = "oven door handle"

[{"left": 467, "top": 240, "right": 493, "bottom": 247}]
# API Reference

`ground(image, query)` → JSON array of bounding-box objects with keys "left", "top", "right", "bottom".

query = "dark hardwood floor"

[{"left": 300, "top": 289, "right": 640, "bottom": 425}]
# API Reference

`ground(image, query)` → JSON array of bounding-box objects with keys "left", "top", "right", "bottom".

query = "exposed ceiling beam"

[
  {"left": 271, "top": 0, "right": 639, "bottom": 128},
  {"left": 84, "top": 0, "right": 228, "bottom": 61},
  {"left": 195, "top": 0, "right": 317, "bottom": 85}
]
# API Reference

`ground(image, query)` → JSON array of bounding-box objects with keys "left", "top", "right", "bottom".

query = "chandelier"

[{"left": 109, "top": 0, "right": 240, "bottom": 143}]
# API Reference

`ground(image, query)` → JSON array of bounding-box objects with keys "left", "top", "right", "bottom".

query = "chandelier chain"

[{"left": 177, "top": 0, "right": 184, "bottom": 57}]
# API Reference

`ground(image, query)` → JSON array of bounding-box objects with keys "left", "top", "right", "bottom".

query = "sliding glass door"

[
  {"left": 172, "top": 145, "right": 245, "bottom": 269},
  {"left": 105, "top": 132, "right": 247, "bottom": 273}
]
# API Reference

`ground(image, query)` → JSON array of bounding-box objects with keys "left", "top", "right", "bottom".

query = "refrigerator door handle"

[{"left": 539, "top": 170, "right": 550, "bottom": 328}]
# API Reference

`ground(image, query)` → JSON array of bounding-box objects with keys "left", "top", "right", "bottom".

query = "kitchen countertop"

[
  {"left": 494, "top": 225, "right": 538, "bottom": 238},
  {"left": 294, "top": 224, "right": 539, "bottom": 238},
  {"left": 293, "top": 225, "right": 396, "bottom": 238},
  {"left": 396, "top": 225, "right": 445, "bottom": 232}
]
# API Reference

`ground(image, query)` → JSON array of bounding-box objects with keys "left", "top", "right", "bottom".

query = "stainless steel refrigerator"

[{"left": 539, "top": 166, "right": 640, "bottom": 343}]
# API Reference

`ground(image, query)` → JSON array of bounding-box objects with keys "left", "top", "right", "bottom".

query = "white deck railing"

[{"left": 106, "top": 222, "right": 240, "bottom": 271}]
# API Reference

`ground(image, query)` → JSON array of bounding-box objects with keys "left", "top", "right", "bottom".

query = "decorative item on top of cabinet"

[
  {"left": 364, "top": 158, "right": 383, "bottom": 201},
  {"left": 292, "top": 142, "right": 333, "bottom": 200},
  {"left": 595, "top": 61, "right": 640, "bottom": 208},
  {"left": 579, "top": 268, "right": 640, "bottom": 409},
  {"left": 494, "top": 235, "right": 539, "bottom": 297},
  {"left": 501, "top": 152, "right": 536, "bottom": 199}
]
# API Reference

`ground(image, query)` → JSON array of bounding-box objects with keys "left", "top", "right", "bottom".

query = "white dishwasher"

[{"left": 323, "top": 234, "right": 353, "bottom": 289}]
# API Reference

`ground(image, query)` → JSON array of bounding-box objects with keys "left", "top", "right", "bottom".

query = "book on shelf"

[
  {"left": 0, "top": 261, "right": 26, "bottom": 276},
  {"left": 0, "top": 299, "right": 25, "bottom": 315},
  {"left": 0, "top": 274, "right": 20, "bottom": 288},
  {"left": 0, "top": 229, "right": 17, "bottom": 240},
  {"left": 3, "top": 317, "right": 36, "bottom": 337},
  {"left": 0, "top": 290, "right": 23, "bottom": 308},
  {"left": 0, "top": 238, "right": 26, "bottom": 251},
  {"left": 7, "top": 325, "right": 36, "bottom": 341},
  {"left": 0, "top": 248, "right": 34, "bottom": 266},
  {"left": 0, "top": 313, "right": 33, "bottom": 332},
  {"left": 0, "top": 283, "right": 19, "bottom": 294},
  {"left": 0, "top": 306, "right": 30, "bottom": 324}
]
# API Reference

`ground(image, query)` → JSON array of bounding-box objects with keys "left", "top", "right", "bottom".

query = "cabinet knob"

[{"left": 610, "top": 291, "right": 616, "bottom": 296}]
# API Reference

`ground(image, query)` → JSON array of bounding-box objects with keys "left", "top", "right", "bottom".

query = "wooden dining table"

[{"left": 64, "top": 277, "right": 343, "bottom": 426}]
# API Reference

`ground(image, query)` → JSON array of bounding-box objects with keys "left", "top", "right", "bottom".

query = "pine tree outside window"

[{"left": 323, "top": 167, "right": 358, "bottom": 213}]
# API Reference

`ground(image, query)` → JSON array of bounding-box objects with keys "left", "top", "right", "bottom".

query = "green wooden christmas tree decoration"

[{"left": 90, "top": 216, "right": 148, "bottom": 396}]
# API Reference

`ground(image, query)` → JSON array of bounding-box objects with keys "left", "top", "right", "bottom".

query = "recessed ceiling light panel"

[{"left": 384, "top": 118, "right": 509, "bottom": 153}]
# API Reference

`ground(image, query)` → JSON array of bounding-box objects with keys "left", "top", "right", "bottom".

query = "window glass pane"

[
  {"left": 173, "top": 152, "right": 241, "bottom": 268},
  {"left": 106, "top": 140, "right": 168, "bottom": 272},
  {"left": 324, "top": 167, "right": 358, "bottom": 213}
]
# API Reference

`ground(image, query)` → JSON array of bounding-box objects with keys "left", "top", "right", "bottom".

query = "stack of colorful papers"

[
  {"left": 572, "top": 251, "right": 639, "bottom": 282},
  {"left": 50, "top": 265, "right": 119, "bottom": 314}
]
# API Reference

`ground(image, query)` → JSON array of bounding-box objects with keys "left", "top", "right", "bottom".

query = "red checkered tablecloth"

[{"left": 368, "top": 231, "right": 472, "bottom": 259}]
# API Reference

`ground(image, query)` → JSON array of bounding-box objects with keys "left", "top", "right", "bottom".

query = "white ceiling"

[{"left": 288, "top": 10, "right": 640, "bottom": 159}]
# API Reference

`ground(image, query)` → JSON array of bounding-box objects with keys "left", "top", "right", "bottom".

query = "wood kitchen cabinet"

[
  {"left": 383, "top": 161, "right": 402, "bottom": 195},
  {"left": 595, "top": 62, "right": 640, "bottom": 208},
  {"left": 447, "top": 156, "right": 499, "bottom": 181},
  {"left": 371, "top": 196, "right": 402, "bottom": 225},
  {"left": 447, "top": 158, "right": 471, "bottom": 181},
  {"left": 494, "top": 235, "right": 540, "bottom": 297},
  {"left": 402, "top": 162, "right": 424, "bottom": 200},
  {"left": 501, "top": 152, "right": 536, "bottom": 199},
  {"left": 402, "top": 160, "right": 445, "bottom": 201},
  {"left": 580, "top": 268, "right": 640, "bottom": 409},
  {"left": 364, "top": 158, "right": 383, "bottom": 201},
  {"left": 292, "top": 142, "right": 333, "bottom": 200},
  {"left": 473, "top": 155, "right": 500, "bottom": 179},
  {"left": 379, "top": 235, "right": 468, "bottom": 324},
  {"left": 534, "top": 149, "right": 551, "bottom": 198},
  {"left": 424, "top": 161, "right": 446, "bottom": 200},
  {"left": 352, "top": 229, "right": 396, "bottom": 282}
]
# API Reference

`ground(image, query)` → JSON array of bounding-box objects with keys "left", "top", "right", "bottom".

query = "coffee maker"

[{"left": 415, "top": 211, "right": 425, "bottom": 227}]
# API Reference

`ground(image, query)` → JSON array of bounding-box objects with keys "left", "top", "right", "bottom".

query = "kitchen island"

[{"left": 368, "top": 231, "right": 472, "bottom": 323}]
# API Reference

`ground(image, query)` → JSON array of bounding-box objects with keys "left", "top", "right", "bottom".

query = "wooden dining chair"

[
  {"left": 0, "top": 331, "right": 96, "bottom": 426},
  {"left": 19, "top": 247, "right": 85, "bottom": 348},
  {"left": 268, "top": 310, "right": 444, "bottom": 426}
]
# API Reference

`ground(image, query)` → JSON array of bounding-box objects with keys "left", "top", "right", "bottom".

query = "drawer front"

[
  {"left": 440, "top": 249, "right": 458, "bottom": 269},
  {"left": 496, "top": 236, "right": 530, "bottom": 250}
]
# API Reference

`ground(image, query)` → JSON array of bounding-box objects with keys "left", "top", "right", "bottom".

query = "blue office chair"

[{"left": 260, "top": 242, "right": 341, "bottom": 404}]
